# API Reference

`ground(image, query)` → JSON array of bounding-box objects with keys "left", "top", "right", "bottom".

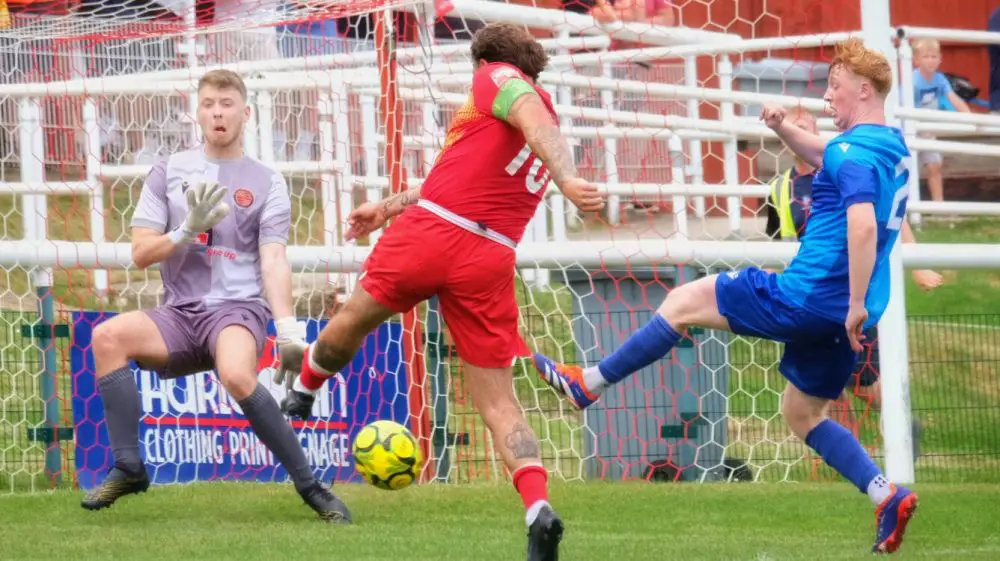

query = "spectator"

[
  {"left": 989, "top": 6, "right": 1000, "bottom": 113},
  {"left": 911, "top": 38, "right": 970, "bottom": 203},
  {"left": 838, "top": 331, "right": 924, "bottom": 461},
  {"left": 561, "top": 0, "right": 675, "bottom": 27},
  {"left": 594, "top": 0, "right": 674, "bottom": 26},
  {"left": 764, "top": 107, "right": 816, "bottom": 241}
]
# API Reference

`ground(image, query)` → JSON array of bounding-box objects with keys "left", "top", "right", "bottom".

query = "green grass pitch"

[{"left": 1, "top": 481, "right": 999, "bottom": 560}]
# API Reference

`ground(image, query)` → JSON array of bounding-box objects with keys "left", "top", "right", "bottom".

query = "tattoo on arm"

[
  {"left": 380, "top": 187, "right": 420, "bottom": 219},
  {"left": 526, "top": 123, "right": 578, "bottom": 186},
  {"left": 504, "top": 422, "right": 541, "bottom": 460},
  {"left": 514, "top": 97, "right": 578, "bottom": 186}
]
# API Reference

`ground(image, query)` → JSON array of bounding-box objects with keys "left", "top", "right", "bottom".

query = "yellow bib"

[{"left": 768, "top": 169, "right": 798, "bottom": 241}]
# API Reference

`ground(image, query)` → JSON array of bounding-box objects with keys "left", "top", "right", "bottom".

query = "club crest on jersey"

[
  {"left": 234, "top": 188, "right": 254, "bottom": 208},
  {"left": 490, "top": 66, "right": 519, "bottom": 87}
]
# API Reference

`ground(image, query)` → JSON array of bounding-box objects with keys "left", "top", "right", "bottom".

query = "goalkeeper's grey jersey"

[{"left": 131, "top": 148, "right": 291, "bottom": 308}]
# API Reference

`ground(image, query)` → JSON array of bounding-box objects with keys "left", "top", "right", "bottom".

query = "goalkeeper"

[{"left": 81, "top": 69, "right": 351, "bottom": 523}]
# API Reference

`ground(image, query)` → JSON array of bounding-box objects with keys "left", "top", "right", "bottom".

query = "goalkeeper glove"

[
  {"left": 168, "top": 181, "right": 230, "bottom": 245},
  {"left": 273, "top": 316, "right": 308, "bottom": 391}
]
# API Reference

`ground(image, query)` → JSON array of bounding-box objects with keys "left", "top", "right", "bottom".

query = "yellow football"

[{"left": 352, "top": 420, "right": 423, "bottom": 490}]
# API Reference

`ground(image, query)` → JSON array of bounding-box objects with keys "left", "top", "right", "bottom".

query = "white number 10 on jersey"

[{"left": 505, "top": 143, "right": 550, "bottom": 194}]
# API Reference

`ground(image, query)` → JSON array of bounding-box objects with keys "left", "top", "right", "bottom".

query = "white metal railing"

[
  {"left": 896, "top": 26, "right": 1000, "bottom": 46},
  {"left": 1, "top": 239, "right": 997, "bottom": 271},
  {"left": 5, "top": 25, "right": 1000, "bottom": 291}
]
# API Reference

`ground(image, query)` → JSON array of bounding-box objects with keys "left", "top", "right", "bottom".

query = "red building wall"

[
  {"left": 506, "top": 1, "right": 996, "bottom": 100},
  {"left": 747, "top": 0, "right": 995, "bottom": 100},
  {"left": 675, "top": 0, "right": 997, "bottom": 216}
]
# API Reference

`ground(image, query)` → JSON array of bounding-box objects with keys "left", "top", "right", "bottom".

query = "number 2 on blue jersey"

[
  {"left": 887, "top": 159, "right": 910, "bottom": 231},
  {"left": 887, "top": 185, "right": 909, "bottom": 231}
]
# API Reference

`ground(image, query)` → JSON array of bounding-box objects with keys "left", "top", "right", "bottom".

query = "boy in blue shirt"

[
  {"left": 534, "top": 39, "right": 919, "bottom": 554},
  {"left": 912, "top": 38, "right": 970, "bottom": 202}
]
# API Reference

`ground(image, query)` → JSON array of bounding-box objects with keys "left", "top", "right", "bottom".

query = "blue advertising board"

[{"left": 70, "top": 312, "right": 410, "bottom": 490}]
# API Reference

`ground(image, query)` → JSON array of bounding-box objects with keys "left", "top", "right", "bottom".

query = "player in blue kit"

[{"left": 533, "top": 39, "right": 918, "bottom": 554}]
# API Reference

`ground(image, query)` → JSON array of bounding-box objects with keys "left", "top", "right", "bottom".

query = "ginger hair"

[{"left": 831, "top": 38, "right": 893, "bottom": 97}]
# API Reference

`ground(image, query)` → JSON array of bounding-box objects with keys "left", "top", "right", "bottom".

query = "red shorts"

[{"left": 360, "top": 208, "right": 529, "bottom": 368}]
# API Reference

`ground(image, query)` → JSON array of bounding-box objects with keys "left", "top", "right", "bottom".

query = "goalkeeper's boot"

[
  {"left": 281, "top": 389, "right": 316, "bottom": 420},
  {"left": 527, "top": 504, "right": 564, "bottom": 561},
  {"left": 532, "top": 353, "right": 600, "bottom": 410},
  {"left": 298, "top": 481, "right": 352, "bottom": 524},
  {"left": 872, "top": 485, "right": 918, "bottom": 554},
  {"left": 81, "top": 464, "right": 150, "bottom": 510}
]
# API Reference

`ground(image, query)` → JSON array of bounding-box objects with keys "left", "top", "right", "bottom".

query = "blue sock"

[
  {"left": 805, "top": 419, "right": 882, "bottom": 494},
  {"left": 598, "top": 315, "right": 682, "bottom": 384}
]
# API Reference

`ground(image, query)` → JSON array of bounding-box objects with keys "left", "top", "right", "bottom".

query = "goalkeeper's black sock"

[
  {"left": 239, "top": 383, "right": 316, "bottom": 491},
  {"left": 98, "top": 366, "right": 143, "bottom": 473}
]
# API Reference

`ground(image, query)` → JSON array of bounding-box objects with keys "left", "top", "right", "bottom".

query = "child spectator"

[{"left": 912, "top": 38, "right": 970, "bottom": 202}]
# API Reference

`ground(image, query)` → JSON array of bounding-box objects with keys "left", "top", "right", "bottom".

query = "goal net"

[{"left": 0, "top": 0, "right": 888, "bottom": 493}]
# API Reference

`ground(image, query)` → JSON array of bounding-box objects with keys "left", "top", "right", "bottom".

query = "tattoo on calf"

[{"left": 504, "top": 422, "right": 541, "bottom": 460}]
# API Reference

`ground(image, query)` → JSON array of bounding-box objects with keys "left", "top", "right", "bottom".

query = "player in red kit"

[{"left": 274, "top": 23, "right": 603, "bottom": 561}]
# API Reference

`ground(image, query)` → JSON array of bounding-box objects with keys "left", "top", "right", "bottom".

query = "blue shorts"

[{"left": 715, "top": 267, "right": 859, "bottom": 400}]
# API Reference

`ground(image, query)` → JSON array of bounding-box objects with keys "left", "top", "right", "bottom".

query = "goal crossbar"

[{"left": 1, "top": 241, "right": 997, "bottom": 270}]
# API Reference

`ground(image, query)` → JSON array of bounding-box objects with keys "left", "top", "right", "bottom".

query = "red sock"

[
  {"left": 299, "top": 345, "right": 334, "bottom": 391},
  {"left": 512, "top": 464, "right": 549, "bottom": 510}
]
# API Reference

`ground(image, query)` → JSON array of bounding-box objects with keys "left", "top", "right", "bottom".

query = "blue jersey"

[{"left": 777, "top": 124, "right": 911, "bottom": 328}]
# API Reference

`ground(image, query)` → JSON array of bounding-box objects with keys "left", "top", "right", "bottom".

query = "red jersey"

[{"left": 418, "top": 62, "right": 559, "bottom": 244}]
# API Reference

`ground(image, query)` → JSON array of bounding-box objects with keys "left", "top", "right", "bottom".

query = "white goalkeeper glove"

[
  {"left": 273, "top": 317, "right": 308, "bottom": 391},
  {"left": 168, "top": 181, "right": 231, "bottom": 244}
]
